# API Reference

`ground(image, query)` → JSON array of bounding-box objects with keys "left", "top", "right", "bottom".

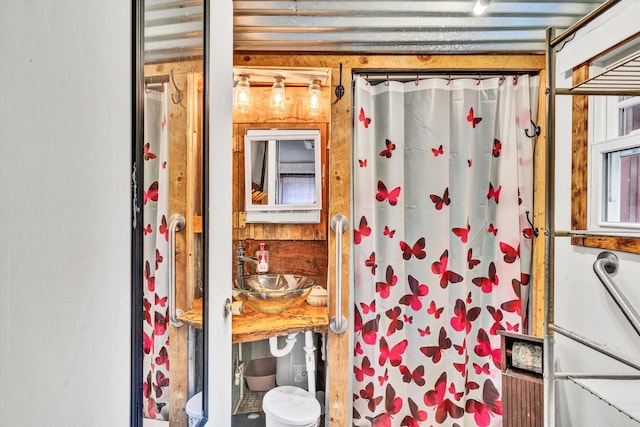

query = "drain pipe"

[
  {"left": 303, "top": 331, "right": 316, "bottom": 396},
  {"left": 269, "top": 333, "right": 298, "bottom": 357}
]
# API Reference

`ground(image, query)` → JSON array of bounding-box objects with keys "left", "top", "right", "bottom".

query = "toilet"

[{"left": 262, "top": 385, "right": 321, "bottom": 427}]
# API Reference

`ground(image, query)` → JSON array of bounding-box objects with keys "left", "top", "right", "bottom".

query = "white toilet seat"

[{"left": 263, "top": 385, "right": 321, "bottom": 426}]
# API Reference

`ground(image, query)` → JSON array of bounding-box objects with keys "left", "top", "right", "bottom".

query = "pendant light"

[
  {"left": 270, "top": 76, "right": 286, "bottom": 114},
  {"left": 234, "top": 74, "right": 251, "bottom": 113},
  {"left": 308, "top": 79, "right": 322, "bottom": 116}
]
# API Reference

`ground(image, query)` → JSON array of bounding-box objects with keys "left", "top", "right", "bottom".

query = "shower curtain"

[
  {"left": 142, "top": 83, "right": 171, "bottom": 420},
  {"left": 352, "top": 74, "right": 538, "bottom": 426}
]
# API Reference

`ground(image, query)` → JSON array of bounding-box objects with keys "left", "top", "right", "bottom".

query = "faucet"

[{"left": 236, "top": 242, "right": 258, "bottom": 287}]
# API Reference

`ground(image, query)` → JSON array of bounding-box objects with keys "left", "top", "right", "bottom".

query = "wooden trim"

[
  {"left": 571, "top": 63, "right": 590, "bottom": 231},
  {"left": 531, "top": 69, "right": 547, "bottom": 338},
  {"left": 571, "top": 235, "right": 640, "bottom": 254}
]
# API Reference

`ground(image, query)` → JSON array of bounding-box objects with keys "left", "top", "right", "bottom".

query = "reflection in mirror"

[
  {"left": 138, "top": 1, "right": 205, "bottom": 426},
  {"left": 245, "top": 129, "right": 322, "bottom": 223}
]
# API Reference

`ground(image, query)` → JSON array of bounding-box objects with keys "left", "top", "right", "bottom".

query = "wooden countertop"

[{"left": 177, "top": 298, "right": 329, "bottom": 343}]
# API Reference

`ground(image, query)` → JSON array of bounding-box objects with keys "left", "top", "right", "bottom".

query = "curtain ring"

[
  {"left": 476, "top": 73, "right": 481, "bottom": 85},
  {"left": 447, "top": 73, "right": 451, "bottom": 85},
  {"left": 499, "top": 74, "right": 505, "bottom": 85},
  {"left": 365, "top": 74, "right": 370, "bottom": 85},
  {"left": 513, "top": 73, "right": 519, "bottom": 86},
  {"left": 386, "top": 74, "right": 390, "bottom": 86},
  {"left": 415, "top": 73, "right": 420, "bottom": 86}
]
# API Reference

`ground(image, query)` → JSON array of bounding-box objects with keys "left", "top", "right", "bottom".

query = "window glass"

[
  {"left": 618, "top": 96, "right": 640, "bottom": 136},
  {"left": 605, "top": 146, "right": 640, "bottom": 223}
]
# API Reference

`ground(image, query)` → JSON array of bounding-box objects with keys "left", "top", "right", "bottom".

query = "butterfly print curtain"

[
  {"left": 142, "top": 83, "right": 171, "bottom": 420},
  {"left": 352, "top": 75, "right": 539, "bottom": 426}
]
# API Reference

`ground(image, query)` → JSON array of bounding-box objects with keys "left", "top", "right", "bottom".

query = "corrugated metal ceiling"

[{"left": 145, "top": 0, "right": 607, "bottom": 62}]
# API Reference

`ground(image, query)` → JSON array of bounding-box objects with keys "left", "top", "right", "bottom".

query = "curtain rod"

[{"left": 353, "top": 71, "right": 533, "bottom": 83}]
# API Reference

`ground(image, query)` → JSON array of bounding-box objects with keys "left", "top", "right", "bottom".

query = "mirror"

[{"left": 244, "top": 129, "right": 322, "bottom": 223}]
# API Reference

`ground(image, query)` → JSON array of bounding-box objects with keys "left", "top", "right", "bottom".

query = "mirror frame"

[
  {"left": 244, "top": 128, "right": 322, "bottom": 223},
  {"left": 132, "top": 1, "right": 209, "bottom": 426}
]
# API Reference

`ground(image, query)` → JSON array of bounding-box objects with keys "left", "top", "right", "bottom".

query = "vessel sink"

[{"left": 233, "top": 274, "right": 315, "bottom": 314}]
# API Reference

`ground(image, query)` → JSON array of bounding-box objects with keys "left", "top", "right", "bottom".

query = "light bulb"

[
  {"left": 234, "top": 75, "right": 251, "bottom": 113},
  {"left": 473, "top": 0, "right": 491, "bottom": 15},
  {"left": 308, "top": 79, "right": 321, "bottom": 116},
  {"left": 270, "top": 76, "right": 286, "bottom": 114}
]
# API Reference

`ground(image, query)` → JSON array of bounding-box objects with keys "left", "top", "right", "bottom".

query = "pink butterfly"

[
  {"left": 144, "top": 261, "right": 155, "bottom": 292},
  {"left": 143, "top": 223, "right": 152, "bottom": 235},
  {"left": 468, "top": 159, "right": 473, "bottom": 167},
  {"left": 487, "top": 223, "right": 498, "bottom": 236},
  {"left": 143, "top": 297, "right": 152, "bottom": 325},
  {"left": 383, "top": 225, "right": 396, "bottom": 238},
  {"left": 359, "top": 159, "right": 367, "bottom": 167},
  {"left": 449, "top": 382, "right": 464, "bottom": 401},
  {"left": 379, "top": 139, "right": 396, "bottom": 158},
  {"left": 354, "top": 356, "right": 375, "bottom": 381},
  {"left": 354, "top": 216, "right": 371, "bottom": 244},
  {"left": 143, "top": 331, "right": 153, "bottom": 355},
  {"left": 144, "top": 181, "right": 159, "bottom": 204},
  {"left": 472, "top": 262, "right": 499, "bottom": 293},
  {"left": 365, "top": 252, "right": 377, "bottom": 275},
  {"left": 144, "top": 142, "right": 157, "bottom": 160},
  {"left": 418, "top": 326, "right": 431, "bottom": 336},
  {"left": 379, "top": 337, "right": 408, "bottom": 367},
  {"left": 399, "top": 274, "right": 429, "bottom": 311},
  {"left": 430, "top": 188, "right": 450, "bottom": 210},
  {"left": 154, "top": 310, "right": 168, "bottom": 336},
  {"left": 399, "top": 237, "right": 426, "bottom": 260},
  {"left": 359, "top": 382, "right": 382, "bottom": 412},
  {"left": 427, "top": 300, "right": 444, "bottom": 319},
  {"left": 473, "top": 362, "right": 490, "bottom": 375},
  {"left": 354, "top": 310, "right": 379, "bottom": 346},
  {"left": 501, "top": 275, "right": 527, "bottom": 315},
  {"left": 378, "top": 368, "right": 389, "bottom": 386},
  {"left": 376, "top": 265, "right": 398, "bottom": 299},
  {"left": 360, "top": 300, "right": 376, "bottom": 314},
  {"left": 366, "top": 384, "right": 403, "bottom": 427},
  {"left": 399, "top": 365, "right": 425, "bottom": 386},
  {"left": 423, "top": 372, "right": 464, "bottom": 423},
  {"left": 420, "top": 327, "right": 451, "bottom": 363},
  {"left": 431, "top": 250, "right": 464, "bottom": 288},
  {"left": 474, "top": 328, "right": 501, "bottom": 369},
  {"left": 154, "top": 293, "right": 167, "bottom": 307},
  {"left": 155, "top": 346, "right": 169, "bottom": 369},
  {"left": 158, "top": 215, "right": 168, "bottom": 242},
  {"left": 359, "top": 107, "right": 372, "bottom": 128},
  {"left": 452, "top": 222, "right": 470, "bottom": 243},
  {"left": 467, "top": 248, "right": 480, "bottom": 269},
  {"left": 450, "top": 298, "right": 481, "bottom": 334},
  {"left": 499, "top": 241, "right": 520, "bottom": 263},
  {"left": 465, "top": 379, "right": 502, "bottom": 427},
  {"left": 401, "top": 397, "right": 428, "bottom": 427},
  {"left": 487, "top": 306, "right": 505, "bottom": 335},
  {"left": 153, "top": 370, "right": 170, "bottom": 397},
  {"left": 354, "top": 341, "right": 364, "bottom": 356},
  {"left": 155, "top": 248, "right": 164, "bottom": 270},
  {"left": 376, "top": 180, "right": 401, "bottom": 206},
  {"left": 403, "top": 314, "right": 413, "bottom": 324},
  {"left": 467, "top": 107, "right": 482, "bottom": 128},
  {"left": 487, "top": 183, "right": 501, "bottom": 203},
  {"left": 385, "top": 307, "right": 404, "bottom": 336},
  {"left": 432, "top": 144, "right": 444, "bottom": 157},
  {"left": 492, "top": 139, "right": 502, "bottom": 157}
]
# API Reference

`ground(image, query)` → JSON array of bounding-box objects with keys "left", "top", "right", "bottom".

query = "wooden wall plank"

[{"left": 571, "top": 63, "right": 590, "bottom": 231}]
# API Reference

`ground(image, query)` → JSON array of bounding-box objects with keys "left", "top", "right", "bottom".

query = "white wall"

[
  {"left": 552, "top": 1, "right": 640, "bottom": 424},
  {"left": 0, "top": 1, "right": 131, "bottom": 426}
]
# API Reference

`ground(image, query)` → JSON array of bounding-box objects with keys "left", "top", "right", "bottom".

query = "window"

[{"left": 590, "top": 95, "right": 640, "bottom": 231}]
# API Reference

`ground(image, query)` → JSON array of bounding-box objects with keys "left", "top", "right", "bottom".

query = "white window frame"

[{"left": 588, "top": 89, "right": 640, "bottom": 233}]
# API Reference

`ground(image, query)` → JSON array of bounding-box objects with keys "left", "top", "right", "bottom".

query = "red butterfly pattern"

[
  {"left": 499, "top": 241, "right": 520, "bottom": 263},
  {"left": 452, "top": 222, "right": 470, "bottom": 243},
  {"left": 492, "top": 138, "right": 502, "bottom": 157},
  {"left": 430, "top": 188, "right": 450, "bottom": 210},
  {"left": 359, "top": 382, "right": 383, "bottom": 412},
  {"left": 360, "top": 300, "right": 376, "bottom": 314},
  {"left": 420, "top": 327, "right": 452, "bottom": 363},
  {"left": 359, "top": 107, "right": 372, "bottom": 128},
  {"left": 432, "top": 144, "right": 444, "bottom": 157},
  {"left": 423, "top": 372, "right": 464, "bottom": 423},
  {"left": 383, "top": 225, "right": 395, "bottom": 238},
  {"left": 379, "top": 139, "right": 396, "bottom": 158},
  {"left": 399, "top": 237, "right": 426, "bottom": 260},
  {"left": 144, "top": 142, "right": 157, "bottom": 160},
  {"left": 385, "top": 307, "right": 404, "bottom": 336},
  {"left": 467, "top": 107, "right": 482, "bottom": 128},
  {"left": 467, "top": 248, "right": 480, "bottom": 269},
  {"left": 379, "top": 337, "right": 408, "bottom": 367},
  {"left": 376, "top": 265, "right": 398, "bottom": 299},
  {"left": 354, "top": 216, "right": 372, "bottom": 245},
  {"left": 487, "top": 183, "right": 501, "bottom": 203},
  {"left": 465, "top": 379, "right": 503, "bottom": 427},
  {"left": 472, "top": 261, "right": 499, "bottom": 293},
  {"left": 431, "top": 250, "right": 463, "bottom": 288},
  {"left": 367, "top": 384, "right": 403, "bottom": 427},
  {"left": 399, "top": 365, "right": 425, "bottom": 386},
  {"left": 399, "top": 274, "right": 429, "bottom": 311},
  {"left": 450, "top": 298, "right": 481, "bottom": 334},
  {"left": 365, "top": 252, "right": 377, "bottom": 275},
  {"left": 378, "top": 368, "right": 389, "bottom": 386},
  {"left": 144, "top": 181, "right": 159, "bottom": 204},
  {"left": 354, "top": 356, "right": 375, "bottom": 381},
  {"left": 401, "top": 397, "right": 428, "bottom": 427},
  {"left": 427, "top": 300, "right": 444, "bottom": 319},
  {"left": 474, "top": 328, "right": 502, "bottom": 369},
  {"left": 487, "top": 223, "right": 498, "bottom": 236},
  {"left": 158, "top": 215, "right": 168, "bottom": 242},
  {"left": 354, "top": 310, "right": 380, "bottom": 345},
  {"left": 376, "top": 180, "right": 401, "bottom": 206},
  {"left": 155, "top": 346, "right": 169, "bottom": 369},
  {"left": 359, "top": 159, "right": 367, "bottom": 168}
]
